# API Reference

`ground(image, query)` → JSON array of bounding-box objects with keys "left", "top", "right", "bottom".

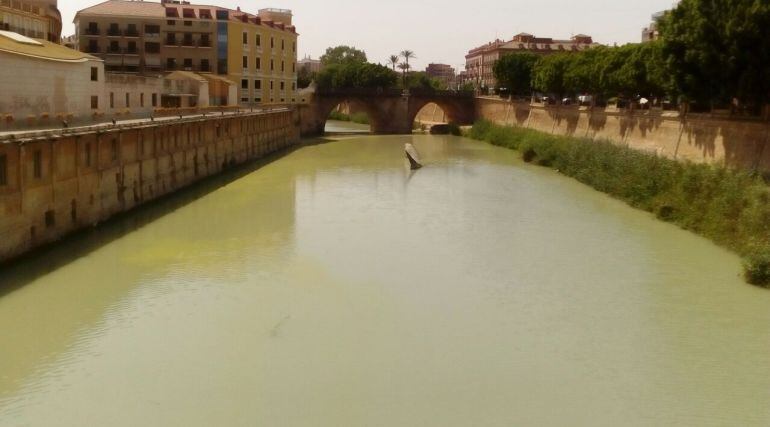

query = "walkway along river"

[{"left": 0, "top": 128, "right": 769, "bottom": 426}]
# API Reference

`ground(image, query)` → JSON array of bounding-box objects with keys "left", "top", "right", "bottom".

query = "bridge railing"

[{"left": 315, "top": 87, "right": 474, "bottom": 98}]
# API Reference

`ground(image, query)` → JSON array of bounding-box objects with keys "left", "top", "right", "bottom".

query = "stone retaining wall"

[
  {"left": 0, "top": 109, "right": 300, "bottom": 262},
  {"left": 476, "top": 97, "right": 770, "bottom": 171}
]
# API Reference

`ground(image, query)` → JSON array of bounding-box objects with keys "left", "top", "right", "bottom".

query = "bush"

[{"left": 467, "top": 120, "right": 770, "bottom": 288}]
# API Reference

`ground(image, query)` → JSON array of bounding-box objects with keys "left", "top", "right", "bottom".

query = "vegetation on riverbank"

[
  {"left": 328, "top": 110, "right": 371, "bottom": 125},
  {"left": 466, "top": 120, "right": 770, "bottom": 288}
]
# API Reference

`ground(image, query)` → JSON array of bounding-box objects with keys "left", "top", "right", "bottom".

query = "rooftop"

[{"left": 0, "top": 30, "right": 98, "bottom": 62}]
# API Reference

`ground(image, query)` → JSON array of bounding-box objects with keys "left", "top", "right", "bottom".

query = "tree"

[
  {"left": 320, "top": 46, "right": 368, "bottom": 67},
  {"left": 388, "top": 55, "right": 399, "bottom": 71},
  {"left": 493, "top": 53, "right": 539, "bottom": 95},
  {"left": 315, "top": 62, "right": 398, "bottom": 90},
  {"left": 532, "top": 54, "right": 573, "bottom": 100},
  {"left": 400, "top": 50, "right": 416, "bottom": 87},
  {"left": 297, "top": 65, "right": 315, "bottom": 89},
  {"left": 659, "top": 0, "right": 770, "bottom": 109},
  {"left": 398, "top": 62, "right": 411, "bottom": 87}
]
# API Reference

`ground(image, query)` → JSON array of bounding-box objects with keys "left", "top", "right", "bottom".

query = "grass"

[
  {"left": 466, "top": 120, "right": 770, "bottom": 288},
  {"left": 328, "top": 110, "right": 370, "bottom": 125}
]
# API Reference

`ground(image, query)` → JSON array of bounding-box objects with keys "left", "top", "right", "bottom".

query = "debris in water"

[{"left": 405, "top": 143, "right": 423, "bottom": 170}]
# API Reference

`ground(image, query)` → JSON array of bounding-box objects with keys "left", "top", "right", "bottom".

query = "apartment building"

[
  {"left": 74, "top": 0, "right": 298, "bottom": 105},
  {"left": 425, "top": 63, "right": 456, "bottom": 88},
  {"left": 0, "top": 0, "right": 61, "bottom": 42},
  {"left": 465, "top": 33, "right": 600, "bottom": 89}
]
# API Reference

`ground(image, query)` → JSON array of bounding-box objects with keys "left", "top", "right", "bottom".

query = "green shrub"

[{"left": 467, "top": 120, "right": 770, "bottom": 288}]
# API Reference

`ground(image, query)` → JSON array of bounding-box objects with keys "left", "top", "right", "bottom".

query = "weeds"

[{"left": 466, "top": 120, "right": 770, "bottom": 288}]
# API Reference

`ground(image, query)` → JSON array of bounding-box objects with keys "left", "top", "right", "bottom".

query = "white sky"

[{"left": 62, "top": 0, "right": 676, "bottom": 70}]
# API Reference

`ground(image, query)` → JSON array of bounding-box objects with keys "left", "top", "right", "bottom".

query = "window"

[
  {"left": 240, "top": 97, "right": 249, "bottom": 103},
  {"left": 0, "top": 154, "right": 6, "bottom": 186},
  {"left": 167, "top": 20, "right": 176, "bottom": 26},
  {"left": 254, "top": 97, "right": 262, "bottom": 103},
  {"left": 241, "top": 79, "right": 248, "bottom": 89},
  {"left": 184, "top": 21, "right": 192, "bottom": 26},
  {"left": 145, "top": 24, "right": 160, "bottom": 34},
  {"left": 90, "top": 67, "right": 98, "bottom": 81},
  {"left": 166, "top": 58, "right": 177, "bottom": 70},
  {"left": 88, "top": 39, "right": 98, "bottom": 53},
  {"left": 293, "top": 41, "right": 296, "bottom": 52},
  {"left": 254, "top": 80, "right": 261, "bottom": 90},
  {"left": 216, "top": 10, "right": 228, "bottom": 20},
  {"left": 126, "top": 23, "right": 138, "bottom": 36},
  {"left": 33, "top": 150, "right": 42, "bottom": 179},
  {"left": 280, "top": 81, "right": 285, "bottom": 90},
  {"left": 256, "top": 57, "right": 261, "bottom": 70},
  {"left": 152, "top": 93, "right": 158, "bottom": 107},
  {"left": 256, "top": 34, "right": 261, "bottom": 46},
  {"left": 125, "top": 93, "right": 130, "bottom": 108},
  {"left": 270, "top": 37, "right": 274, "bottom": 48},
  {"left": 166, "top": 33, "right": 176, "bottom": 45},
  {"left": 145, "top": 42, "right": 160, "bottom": 53},
  {"left": 110, "top": 92, "right": 114, "bottom": 108},
  {"left": 242, "top": 56, "right": 248, "bottom": 68},
  {"left": 200, "top": 34, "right": 210, "bottom": 47},
  {"left": 292, "top": 82, "right": 296, "bottom": 90},
  {"left": 201, "top": 59, "right": 210, "bottom": 72},
  {"left": 281, "top": 61, "right": 285, "bottom": 72},
  {"left": 91, "top": 96, "right": 99, "bottom": 109},
  {"left": 140, "top": 93, "right": 144, "bottom": 107},
  {"left": 109, "top": 40, "right": 119, "bottom": 53},
  {"left": 242, "top": 31, "right": 247, "bottom": 44},
  {"left": 281, "top": 39, "right": 285, "bottom": 50},
  {"left": 270, "top": 81, "right": 274, "bottom": 90},
  {"left": 183, "top": 58, "right": 192, "bottom": 69},
  {"left": 270, "top": 59, "right": 274, "bottom": 71}
]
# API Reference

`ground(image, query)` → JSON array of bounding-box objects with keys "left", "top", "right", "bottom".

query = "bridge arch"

[{"left": 299, "top": 88, "right": 476, "bottom": 136}]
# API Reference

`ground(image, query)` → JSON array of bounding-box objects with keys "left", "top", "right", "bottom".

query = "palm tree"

[
  {"left": 388, "top": 55, "right": 399, "bottom": 71},
  {"left": 398, "top": 62, "right": 411, "bottom": 87},
  {"left": 400, "top": 50, "right": 416, "bottom": 88}
]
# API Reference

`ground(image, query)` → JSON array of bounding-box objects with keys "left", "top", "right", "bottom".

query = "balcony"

[
  {"left": 182, "top": 39, "right": 195, "bottom": 47},
  {"left": 124, "top": 30, "right": 140, "bottom": 38},
  {"left": 198, "top": 40, "right": 211, "bottom": 48},
  {"left": 84, "top": 28, "right": 100, "bottom": 36},
  {"left": 107, "top": 29, "right": 122, "bottom": 37}
]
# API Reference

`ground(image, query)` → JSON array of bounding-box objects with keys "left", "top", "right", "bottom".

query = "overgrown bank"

[
  {"left": 328, "top": 110, "right": 371, "bottom": 125},
  {"left": 466, "top": 120, "right": 770, "bottom": 287}
]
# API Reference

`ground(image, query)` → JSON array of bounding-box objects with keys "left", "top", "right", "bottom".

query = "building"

[
  {"left": 0, "top": 0, "right": 62, "bottom": 42},
  {"left": 642, "top": 11, "right": 666, "bottom": 42},
  {"left": 0, "top": 29, "right": 104, "bottom": 122},
  {"left": 298, "top": 55, "right": 321, "bottom": 74},
  {"left": 74, "top": 0, "right": 298, "bottom": 105},
  {"left": 465, "top": 33, "right": 600, "bottom": 90},
  {"left": 425, "top": 63, "right": 455, "bottom": 88}
]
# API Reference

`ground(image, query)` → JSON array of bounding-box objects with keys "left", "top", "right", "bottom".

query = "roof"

[
  {"left": 200, "top": 73, "right": 235, "bottom": 86},
  {"left": 0, "top": 30, "right": 98, "bottom": 62},
  {"left": 166, "top": 70, "right": 208, "bottom": 82},
  {"left": 75, "top": 0, "right": 165, "bottom": 19}
]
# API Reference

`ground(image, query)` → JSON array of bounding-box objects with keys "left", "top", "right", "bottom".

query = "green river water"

[{"left": 0, "top": 122, "right": 768, "bottom": 426}]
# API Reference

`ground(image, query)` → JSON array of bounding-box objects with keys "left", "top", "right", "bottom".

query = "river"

[{"left": 0, "top": 126, "right": 768, "bottom": 426}]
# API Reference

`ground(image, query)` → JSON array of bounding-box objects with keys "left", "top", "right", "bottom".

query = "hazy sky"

[{"left": 62, "top": 0, "right": 676, "bottom": 70}]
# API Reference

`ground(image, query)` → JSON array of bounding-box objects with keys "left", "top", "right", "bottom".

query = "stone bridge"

[{"left": 298, "top": 88, "right": 476, "bottom": 135}]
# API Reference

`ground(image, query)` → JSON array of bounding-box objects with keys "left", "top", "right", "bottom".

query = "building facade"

[
  {"left": 0, "top": 0, "right": 61, "bottom": 42},
  {"left": 425, "top": 63, "right": 456, "bottom": 88},
  {"left": 465, "top": 33, "right": 600, "bottom": 90},
  {"left": 642, "top": 11, "right": 666, "bottom": 42},
  {"left": 74, "top": 0, "right": 298, "bottom": 105},
  {"left": 0, "top": 30, "right": 104, "bottom": 123},
  {"left": 298, "top": 55, "right": 321, "bottom": 74}
]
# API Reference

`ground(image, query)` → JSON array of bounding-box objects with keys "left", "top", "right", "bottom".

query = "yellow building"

[
  {"left": 227, "top": 8, "right": 298, "bottom": 105},
  {"left": 0, "top": 0, "right": 62, "bottom": 42}
]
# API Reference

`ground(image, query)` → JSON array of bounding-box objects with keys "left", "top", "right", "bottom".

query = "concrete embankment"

[
  {"left": 476, "top": 97, "right": 770, "bottom": 171},
  {"left": 0, "top": 109, "right": 300, "bottom": 263}
]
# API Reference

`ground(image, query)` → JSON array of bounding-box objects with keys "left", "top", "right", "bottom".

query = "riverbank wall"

[
  {"left": 476, "top": 97, "right": 770, "bottom": 171},
  {"left": 0, "top": 109, "right": 300, "bottom": 263}
]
